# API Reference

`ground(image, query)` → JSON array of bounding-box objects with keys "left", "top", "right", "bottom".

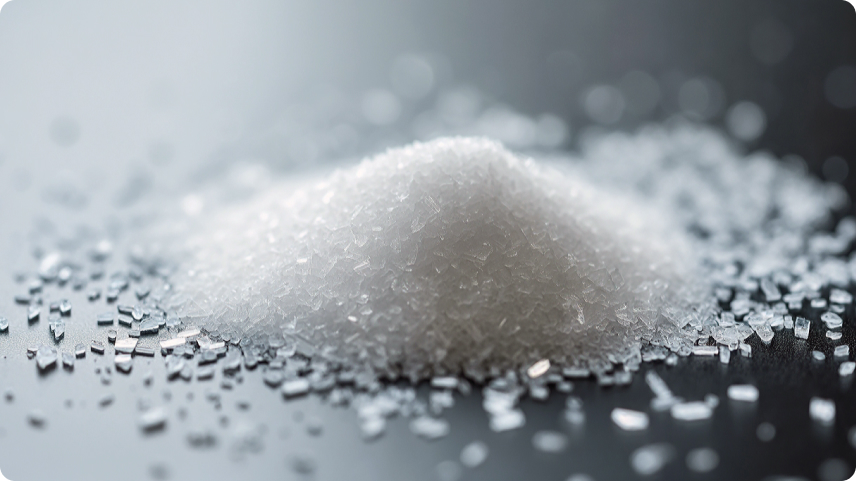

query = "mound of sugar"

[{"left": 169, "top": 137, "right": 707, "bottom": 379}]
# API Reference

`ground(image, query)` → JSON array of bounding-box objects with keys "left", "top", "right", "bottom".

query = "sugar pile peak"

[{"left": 169, "top": 137, "right": 707, "bottom": 380}]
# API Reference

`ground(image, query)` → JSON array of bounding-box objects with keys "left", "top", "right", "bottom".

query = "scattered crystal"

[
  {"left": 115, "top": 354, "right": 133, "bottom": 373},
  {"left": 97, "top": 312, "right": 114, "bottom": 325},
  {"left": 719, "top": 346, "right": 730, "bottom": 364},
  {"left": 488, "top": 409, "right": 525, "bottom": 432},
  {"left": 671, "top": 401, "right": 713, "bottom": 421},
  {"left": 35, "top": 345, "right": 58, "bottom": 371},
  {"left": 531, "top": 430, "right": 568, "bottom": 453},
  {"left": 727, "top": 384, "right": 759, "bottom": 402},
  {"left": 527, "top": 359, "right": 551, "bottom": 379},
  {"left": 61, "top": 352, "right": 74, "bottom": 369},
  {"left": 821, "top": 312, "right": 843, "bottom": 329},
  {"left": 630, "top": 444, "right": 674, "bottom": 476},
  {"left": 27, "top": 409, "right": 46, "bottom": 428},
  {"left": 813, "top": 351, "right": 826, "bottom": 361},
  {"left": 91, "top": 341, "right": 105, "bottom": 354},
  {"left": 281, "top": 379, "right": 311, "bottom": 398},
  {"left": 794, "top": 317, "right": 810, "bottom": 339},
  {"left": 139, "top": 407, "right": 168, "bottom": 431},
  {"left": 159, "top": 338, "right": 186, "bottom": 350},
  {"left": 0, "top": 317, "right": 7, "bottom": 332},
  {"left": 115, "top": 338, "right": 138, "bottom": 354},
  {"left": 834, "top": 345, "right": 849, "bottom": 358},
  {"left": 27, "top": 306, "right": 39, "bottom": 322},
  {"left": 460, "top": 441, "right": 489, "bottom": 468},
  {"left": 840, "top": 362, "right": 856, "bottom": 376},
  {"left": 99, "top": 394, "right": 115, "bottom": 407},
  {"left": 611, "top": 408, "right": 649, "bottom": 431},
  {"left": 136, "top": 346, "right": 155, "bottom": 357},
  {"left": 810, "top": 397, "right": 835, "bottom": 424},
  {"left": 692, "top": 346, "right": 719, "bottom": 356},
  {"left": 410, "top": 416, "right": 450, "bottom": 440},
  {"left": 177, "top": 328, "right": 201, "bottom": 338},
  {"left": 760, "top": 279, "right": 781, "bottom": 302},
  {"left": 686, "top": 447, "right": 719, "bottom": 473},
  {"left": 830, "top": 289, "right": 853, "bottom": 305}
]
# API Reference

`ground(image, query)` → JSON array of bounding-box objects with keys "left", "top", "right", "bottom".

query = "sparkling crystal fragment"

[
  {"left": 281, "top": 379, "right": 311, "bottom": 398},
  {"left": 727, "top": 384, "right": 759, "bottom": 402},
  {"left": 611, "top": 408, "right": 649, "bottom": 431},
  {"left": 115, "top": 338, "right": 138, "bottom": 354},
  {"left": 527, "top": 359, "right": 551, "bottom": 379},
  {"left": 671, "top": 401, "right": 713, "bottom": 421},
  {"left": 809, "top": 397, "right": 835, "bottom": 424},
  {"left": 794, "top": 317, "right": 810, "bottom": 339}
]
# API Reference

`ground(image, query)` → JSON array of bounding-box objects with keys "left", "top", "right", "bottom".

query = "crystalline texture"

[
  {"left": 794, "top": 318, "right": 810, "bottom": 340},
  {"left": 169, "top": 138, "right": 707, "bottom": 378}
]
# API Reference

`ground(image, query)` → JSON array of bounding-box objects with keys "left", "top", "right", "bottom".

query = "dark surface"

[{"left": 0, "top": 1, "right": 855, "bottom": 480}]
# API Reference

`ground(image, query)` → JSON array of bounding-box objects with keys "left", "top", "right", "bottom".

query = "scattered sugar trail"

[{"left": 168, "top": 136, "right": 710, "bottom": 380}]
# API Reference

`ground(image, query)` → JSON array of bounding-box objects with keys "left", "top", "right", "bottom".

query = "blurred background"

[{"left": 0, "top": 0, "right": 854, "bottom": 213}]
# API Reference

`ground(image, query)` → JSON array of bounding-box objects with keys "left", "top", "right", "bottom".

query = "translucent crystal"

[
  {"left": 527, "top": 359, "right": 551, "bottom": 379},
  {"left": 35, "top": 345, "right": 58, "bottom": 371},
  {"left": 809, "top": 397, "right": 835, "bottom": 424},
  {"left": 821, "top": 312, "right": 843, "bottom": 329},
  {"left": 281, "top": 379, "right": 311, "bottom": 398},
  {"left": 794, "top": 317, "right": 810, "bottom": 339},
  {"left": 719, "top": 346, "right": 730, "bottom": 364},
  {"left": 611, "top": 408, "right": 649, "bottom": 431},
  {"left": 409, "top": 416, "right": 450, "bottom": 440},
  {"left": 692, "top": 346, "right": 719, "bottom": 356},
  {"left": 115, "top": 338, "right": 138, "bottom": 354},
  {"left": 139, "top": 407, "right": 168, "bottom": 431},
  {"left": 671, "top": 401, "right": 713, "bottom": 421},
  {"left": 488, "top": 409, "right": 525, "bottom": 432},
  {"left": 830, "top": 288, "right": 853, "bottom": 305},
  {"left": 727, "top": 384, "right": 759, "bottom": 402},
  {"left": 115, "top": 354, "right": 133, "bottom": 373}
]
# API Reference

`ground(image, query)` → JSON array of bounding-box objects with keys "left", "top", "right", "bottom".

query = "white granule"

[{"left": 168, "top": 136, "right": 710, "bottom": 380}]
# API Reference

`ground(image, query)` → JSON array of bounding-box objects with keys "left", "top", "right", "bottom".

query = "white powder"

[{"left": 168, "top": 136, "right": 708, "bottom": 380}]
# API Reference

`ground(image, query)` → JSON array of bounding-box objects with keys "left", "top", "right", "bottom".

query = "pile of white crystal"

[{"left": 168, "top": 136, "right": 711, "bottom": 380}]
